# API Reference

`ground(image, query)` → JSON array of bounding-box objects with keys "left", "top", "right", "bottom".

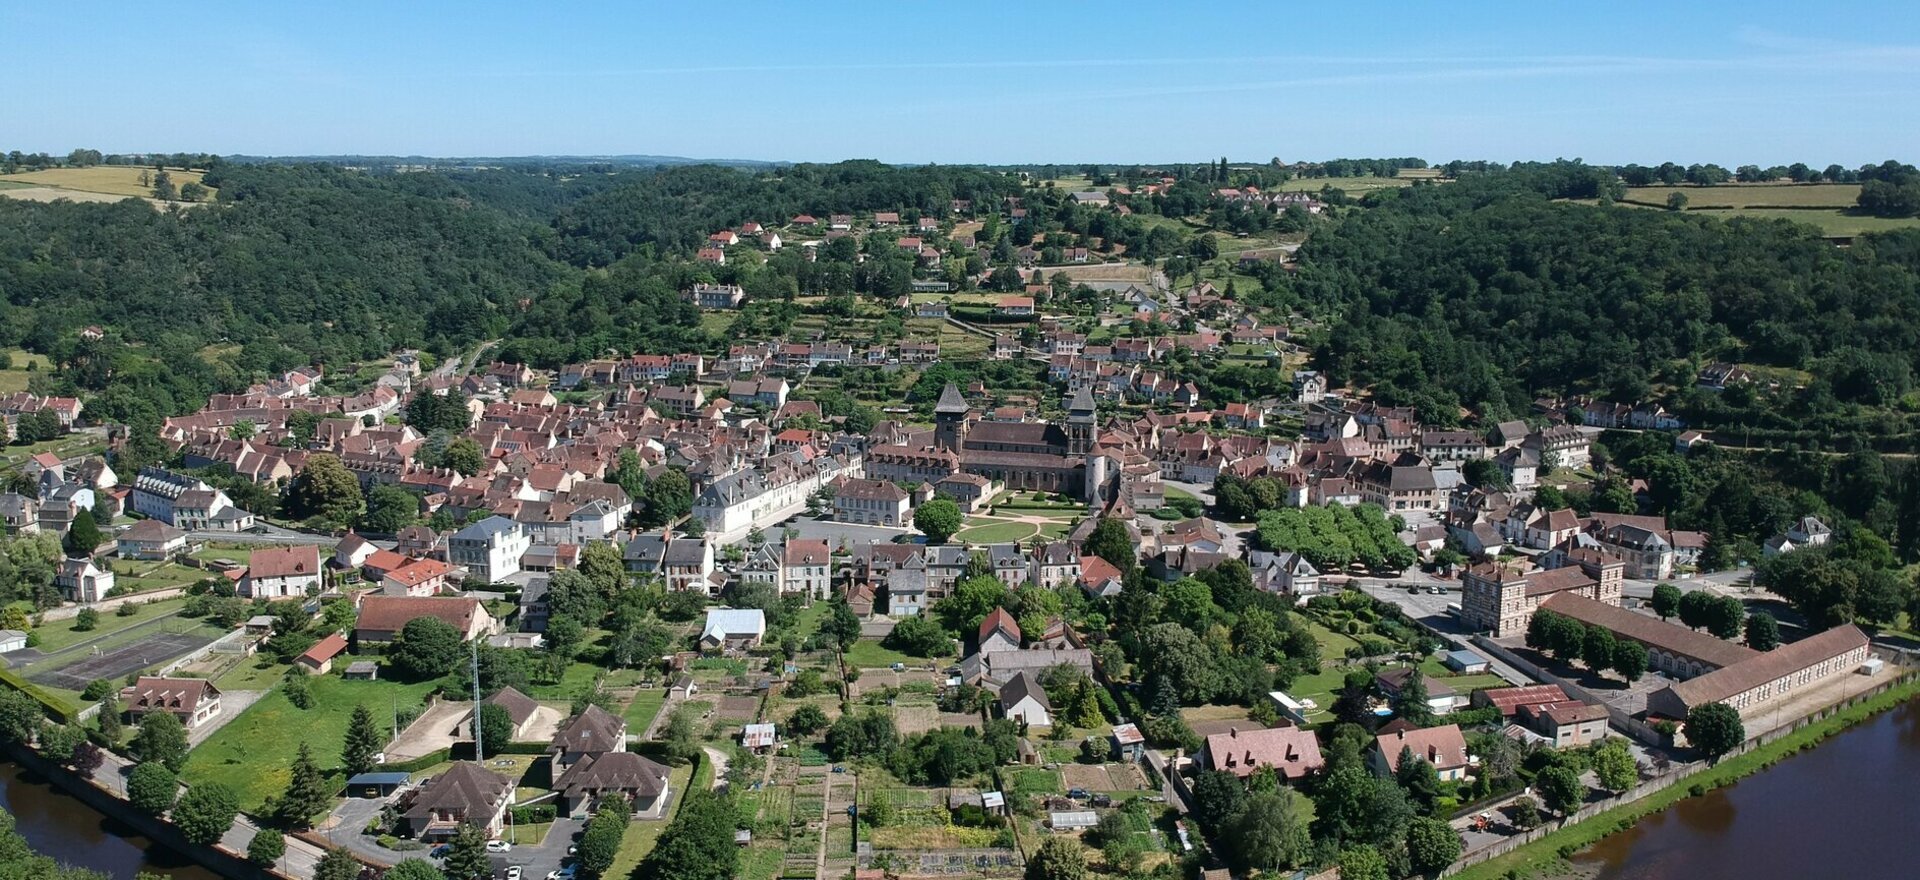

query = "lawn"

[
  {"left": 842, "top": 639, "right": 916, "bottom": 670},
  {"left": 953, "top": 520, "right": 1038, "bottom": 544},
  {"left": 101, "top": 559, "right": 206, "bottom": 594},
  {"left": 0, "top": 165, "right": 216, "bottom": 199},
  {"left": 25, "top": 597, "right": 190, "bottom": 655},
  {"left": 183, "top": 674, "right": 440, "bottom": 813},
  {"left": 213, "top": 656, "right": 293, "bottom": 691},
  {"left": 1302, "top": 619, "right": 1362, "bottom": 659},
  {"left": 0, "top": 349, "right": 49, "bottom": 394},
  {"left": 608, "top": 760, "right": 700, "bottom": 877},
  {"left": 625, "top": 688, "right": 668, "bottom": 734}
]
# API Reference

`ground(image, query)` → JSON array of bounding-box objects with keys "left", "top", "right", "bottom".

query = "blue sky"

[{"left": 4, "top": 1, "right": 1917, "bottom": 166}]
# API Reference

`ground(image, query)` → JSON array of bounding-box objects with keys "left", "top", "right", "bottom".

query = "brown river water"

[
  {"left": 1573, "top": 698, "right": 1920, "bottom": 879},
  {"left": 0, "top": 761, "right": 217, "bottom": 879}
]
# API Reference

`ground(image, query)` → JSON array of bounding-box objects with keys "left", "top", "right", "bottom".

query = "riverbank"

[
  {"left": 1450, "top": 674, "right": 1920, "bottom": 880},
  {"left": 0, "top": 761, "right": 218, "bottom": 879}
]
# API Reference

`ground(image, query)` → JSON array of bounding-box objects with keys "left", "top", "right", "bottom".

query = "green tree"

[
  {"left": 913, "top": 498, "right": 963, "bottom": 544},
  {"left": 285, "top": 454, "right": 365, "bottom": 527},
  {"left": 577, "top": 796, "right": 632, "bottom": 877},
  {"left": 63, "top": 509, "right": 105, "bottom": 557},
  {"left": 1536, "top": 765, "right": 1585, "bottom": 815},
  {"left": 1705, "top": 595, "right": 1745, "bottom": 640},
  {"left": 130, "top": 710, "right": 189, "bottom": 772},
  {"left": 1665, "top": 191, "right": 1689, "bottom": 211},
  {"left": 95, "top": 694, "right": 122, "bottom": 742},
  {"left": 360, "top": 484, "right": 421, "bottom": 533},
  {"left": 0, "top": 689, "right": 42, "bottom": 746},
  {"left": 634, "top": 787, "right": 738, "bottom": 880},
  {"left": 1231, "top": 788, "right": 1312, "bottom": 872},
  {"left": 390, "top": 616, "right": 465, "bottom": 681},
  {"left": 381, "top": 860, "right": 441, "bottom": 880},
  {"left": 1083, "top": 517, "right": 1136, "bottom": 573},
  {"left": 274, "top": 742, "right": 330, "bottom": 830},
  {"left": 1610, "top": 639, "right": 1649, "bottom": 682},
  {"left": 1677, "top": 588, "right": 1714, "bottom": 629},
  {"left": 1338, "top": 845, "right": 1392, "bottom": 880},
  {"left": 1025, "top": 836, "right": 1090, "bottom": 880},
  {"left": 1592, "top": 738, "right": 1638, "bottom": 791},
  {"left": 1651, "top": 583, "right": 1682, "bottom": 620},
  {"left": 171, "top": 781, "right": 240, "bottom": 845},
  {"left": 643, "top": 468, "right": 694, "bottom": 526},
  {"left": 1686, "top": 702, "right": 1745, "bottom": 760},
  {"left": 439, "top": 823, "right": 491, "bottom": 880},
  {"left": 1582, "top": 625, "right": 1617, "bottom": 672},
  {"left": 1405, "top": 816, "right": 1462, "bottom": 875},
  {"left": 476, "top": 702, "right": 512, "bottom": 758},
  {"left": 883, "top": 614, "right": 953, "bottom": 657},
  {"left": 72, "top": 607, "right": 98, "bottom": 632},
  {"left": 443, "top": 438, "right": 486, "bottom": 477},
  {"left": 126, "top": 761, "right": 178, "bottom": 814},
  {"left": 822, "top": 597, "right": 862, "bottom": 650},
  {"left": 788, "top": 703, "right": 827, "bottom": 736},
  {"left": 341, "top": 704, "right": 383, "bottom": 778},
  {"left": 1745, "top": 610, "right": 1781, "bottom": 650},
  {"left": 314, "top": 846, "right": 363, "bottom": 880},
  {"left": 246, "top": 828, "right": 286, "bottom": 866}
]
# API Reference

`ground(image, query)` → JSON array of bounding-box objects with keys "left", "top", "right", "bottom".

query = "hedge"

[{"left": 0, "top": 665, "right": 78, "bottom": 724}]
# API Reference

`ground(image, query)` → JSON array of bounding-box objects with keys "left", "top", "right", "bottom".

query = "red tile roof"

[
  {"left": 1204, "top": 726, "right": 1324, "bottom": 779},
  {"left": 979, "top": 607, "right": 1020, "bottom": 644}
]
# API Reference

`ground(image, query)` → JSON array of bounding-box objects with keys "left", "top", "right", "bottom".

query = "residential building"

[
  {"left": 242, "top": 545, "right": 324, "bottom": 599},
  {"left": 117, "top": 519, "right": 186, "bottom": 560},
  {"left": 1517, "top": 700, "right": 1610, "bottom": 748},
  {"left": 834, "top": 478, "right": 910, "bottom": 527},
  {"left": 1201, "top": 725, "right": 1325, "bottom": 781},
  {"left": 400, "top": 762, "right": 515, "bottom": 841},
  {"left": 1370, "top": 725, "right": 1470, "bottom": 781},
  {"left": 555, "top": 751, "right": 673, "bottom": 819},
  {"left": 550, "top": 704, "right": 628, "bottom": 773},
  {"left": 120, "top": 677, "right": 222, "bottom": 729},
  {"left": 354, "top": 595, "right": 498, "bottom": 644},
  {"left": 781, "top": 539, "right": 833, "bottom": 600},
  {"left": 54, "top": 557, "right": 114, "bottom": 603},
  {"left": 1459, "top": 555, "right": 1624, "bottom": 638},
  {"left": 998, "top": 671, "right": 1052, "bottom": 728},
  {"left": 448, "top": 516, "right": 531, "bottom": 584}
]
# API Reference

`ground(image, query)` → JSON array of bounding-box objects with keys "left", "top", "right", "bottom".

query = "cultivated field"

[
  {"left": 1684, "top": 208, "right": 1920, "bottom": 237},
  {"left": 0, "top": 165, "right": 215, "bottom": 202},
  {"left": 1278, "top": 175, "right": 1416, "bottom": 194},
  {"left": 1621, "top": 183, "right": 1859, "bottom": 209}
]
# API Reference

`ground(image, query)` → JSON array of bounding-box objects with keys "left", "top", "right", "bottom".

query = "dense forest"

[{"left": 1287, "top": 164, "right": 1920, "bottom": 445}]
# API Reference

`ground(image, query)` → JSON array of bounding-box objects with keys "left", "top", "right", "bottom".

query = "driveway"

[
  {"left": 189, "top": 689, "right": 264, "bottom": 746},
  {"left": 489, "top": 816, "right": 585, "bottom": 880},
  {"left": 386, "top": 700, "right": 470, "bottom": 762}
]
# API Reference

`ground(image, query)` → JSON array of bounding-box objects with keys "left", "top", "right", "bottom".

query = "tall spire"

[{"left": 1068, "top": 385, "right": 1096, "bottom": 416}]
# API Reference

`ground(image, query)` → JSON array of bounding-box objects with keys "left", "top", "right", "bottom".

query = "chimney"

[{"left": 1229, "top": 726, "right": 1238, "bottom": 738}]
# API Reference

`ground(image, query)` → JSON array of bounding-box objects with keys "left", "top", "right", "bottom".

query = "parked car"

[
  {"left": 504, "top": 868, "right": 522, "bottom": 880},
  {"left": 545, "top": 868, "right": 577, "bottom": 880},
  {"left": 1066, "top": 787, "right": 1091, "bottom": 800},
  {"left": 486, "top": 840, "right": 513, "bottom": 853}
]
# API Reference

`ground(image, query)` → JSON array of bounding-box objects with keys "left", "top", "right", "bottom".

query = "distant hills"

[{"left": 223, "top": 153, "right": 784, "bottom": 170}]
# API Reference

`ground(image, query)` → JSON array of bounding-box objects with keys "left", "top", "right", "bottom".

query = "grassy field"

[
  {"left": 1277, "top": 175, "right": 1414, "bottom": 194},
  {"left": 842, "top": 639, "right": 917, "bottom": 670},
  {"left": 183, "top": 674, "right": 440, "bottom": 812},
  {"left": 0, "top": 349, "right": 49, "bottom": 393},
  {"left": 625, "top": 687, "right": 668, "bottom": 734},
  {"left": 1621, "top": 183, "right": 1859, "bottom": 209},
  {"left": 0, "top": 165, "right": 215, "bottom": 200},
  {"left": 1684, "top": 207, "right": 1920, "bottom": 237},
  {"left": 25, "top": 597, "right": 191, "bottom": 655}
]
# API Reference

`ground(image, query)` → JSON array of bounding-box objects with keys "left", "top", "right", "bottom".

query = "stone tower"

[
  {"left": 1066, "top": 386, "right": 1096, "bottom": 456},
  {"left": 933, "top": 383, "right": 970, "bottom": 452}
]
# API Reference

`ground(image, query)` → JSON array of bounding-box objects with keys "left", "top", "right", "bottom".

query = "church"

[{"left": 934, "top": 384, "right": 1093, "bottom": 497}]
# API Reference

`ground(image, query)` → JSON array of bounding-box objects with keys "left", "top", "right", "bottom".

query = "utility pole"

[{"left": 470, "top": 640, "right": 483, "bottom": 761}]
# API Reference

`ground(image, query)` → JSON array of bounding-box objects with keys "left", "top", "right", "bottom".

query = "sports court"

[{"left": 29, "top": 631, "right": 216, "bottom": 691}]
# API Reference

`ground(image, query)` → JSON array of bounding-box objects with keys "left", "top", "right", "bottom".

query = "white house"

[
  {"left": 241, "top": 545, "right": 324, "bottom": 599},
  {"left": 998, "top": 671, "right": 1051, "bottom": 728},
  {"left": 54, "top": 557, "right": 114, "bottom": 603},
  {"left": 448, "top": 516, "right": 530, "bottom": 584}
]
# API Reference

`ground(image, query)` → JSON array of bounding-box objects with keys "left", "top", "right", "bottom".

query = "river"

[
  {"left": 1574, "top": 698, "right": 1920, "bottom": 879},
  {"left": 0, "top": 762, "right": 217, "bottom": 879}
]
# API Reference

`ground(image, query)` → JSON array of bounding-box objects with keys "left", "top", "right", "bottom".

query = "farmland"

[
  {"left": 1620, "top": 183, "right": 1860, "bottom": 209},
  {"left": 0, "top": 165, "right": 215, "bottom": 203}
]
